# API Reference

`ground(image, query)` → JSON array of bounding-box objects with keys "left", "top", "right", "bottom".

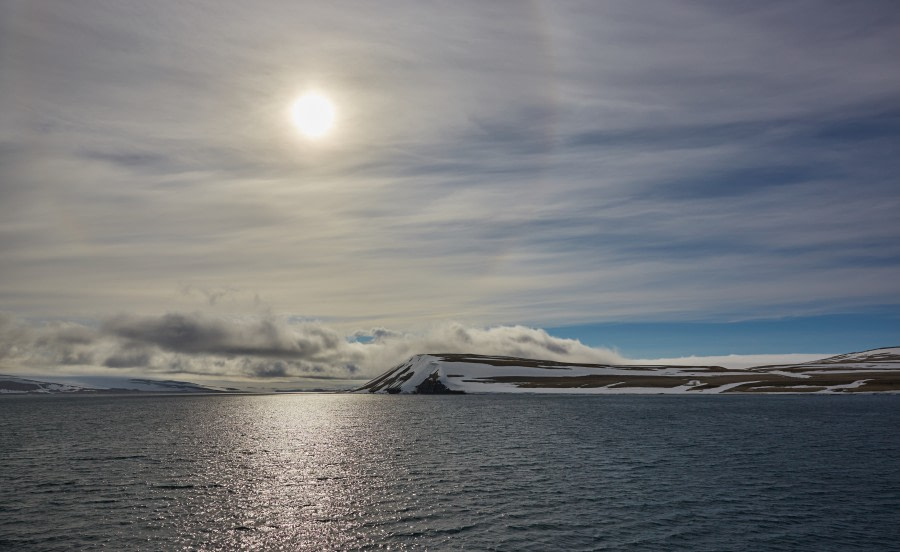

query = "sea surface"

[{"left": 1, "top": 393, "right": 899, "bottom": 551}]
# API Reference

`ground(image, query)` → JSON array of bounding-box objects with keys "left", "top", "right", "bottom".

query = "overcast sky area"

[{"left": 1, "top": 1, "right": 899, "bottom": 385}]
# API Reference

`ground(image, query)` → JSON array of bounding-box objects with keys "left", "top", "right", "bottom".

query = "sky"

[{"left": 1, "top": 1, "right": 899, "bottom": 386}]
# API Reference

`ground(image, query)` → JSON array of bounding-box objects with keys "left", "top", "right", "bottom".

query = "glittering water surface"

[{"left": 1, "top": 394, "right": 899, "bottom": 551}]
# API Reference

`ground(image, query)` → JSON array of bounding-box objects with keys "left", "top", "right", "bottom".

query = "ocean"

[{"left": 1, "top": 393, "right": 899, "bottom": 551}]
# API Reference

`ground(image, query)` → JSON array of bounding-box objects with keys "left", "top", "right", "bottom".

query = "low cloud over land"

[{"left": 0, "top": 312, "right": 634, "bottom": 384}]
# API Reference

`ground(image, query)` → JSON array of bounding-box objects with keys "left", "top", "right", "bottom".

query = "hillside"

[
  {"left": 355, "top": 348, "right": 900, "bottom": 394},
  {"left": 0, "top": 374, "right": 227, "bottom": 394}
]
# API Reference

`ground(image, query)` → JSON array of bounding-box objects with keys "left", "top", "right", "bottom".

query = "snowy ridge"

[
  {"left": 804, "top": 346, "right": 900, "bottom": 366},
  {"left": 356, "top": 353, "right": 733, "bottom": 395},
  {"left": 0, "top": 375, "right": 91, "bottom": 394},
  {"left": 354, "top": 355, "right": 450, "bottom": 394},
  {"left": 355, "top": 349, "right": 900, "bottom": 394},
  {"left": 0, "top": 374, "right": 226, "bottom": 394}
]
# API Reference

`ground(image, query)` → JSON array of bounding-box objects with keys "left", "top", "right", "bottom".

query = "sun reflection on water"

[{"left": 6, "top": 394, "right": 898, "bottom": 550}]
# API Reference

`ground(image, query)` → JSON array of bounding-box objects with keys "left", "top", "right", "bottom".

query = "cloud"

[
  {"left": 2, "top": 312, "right": 854, "bottom": 384},
  {"left": 104, "top": 313, "right": 343, "bottom": 358},
  {"left": 0, "top": 312, "right": 629, "bottom": 383},
  {"left": 0, "top": 313, "right": 32, "bottom": 360},
  {"left": 1, "top": 1, "right": 898, "bottom": 331},
  {"left": 102, "top": 348, "right": 154, "bottom": 368},
  {"left": 0, "top": 313, "right": 102, "bottom": 367}
]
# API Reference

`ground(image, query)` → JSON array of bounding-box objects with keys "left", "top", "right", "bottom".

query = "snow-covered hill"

[
  {"left": 0, "top": 375, "right": 91, "bottom": 394},
  {"left": 0, "top": 374, "right": 226, "bottom": 394},
  {"left": 355, "top": 348, "right": 900, "bottom": 394},
  {"left": 801, "top": 346, "right": 900, "bottom": 367}
]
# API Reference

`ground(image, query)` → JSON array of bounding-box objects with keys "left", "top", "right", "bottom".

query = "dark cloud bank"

[{"left": 0, "top": 312, "right": 625, "bottom": 383}]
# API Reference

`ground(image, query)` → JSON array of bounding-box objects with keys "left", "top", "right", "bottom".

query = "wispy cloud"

[{"left": 1, "top": 1, "right": 898, "bottom": 332}]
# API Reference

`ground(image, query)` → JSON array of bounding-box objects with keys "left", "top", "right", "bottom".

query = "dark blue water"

[{"left": 1, "top": 394, "right": 899, "bottom": 551}]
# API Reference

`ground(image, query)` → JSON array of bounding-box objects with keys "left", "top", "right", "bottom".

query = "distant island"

[
  {"left": 0, "top": 375, "right": 231, "bottom": 395},
  {"left": 6, "top": 347, "right": 899, "bottom": 395},
  {"left": 355, "top": 347, "right": 900, "bottom": 394}
]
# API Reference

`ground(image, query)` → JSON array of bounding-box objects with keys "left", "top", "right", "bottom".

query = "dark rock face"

[{"left": 415, "top": 370, "right": 464, "bottom": 394}]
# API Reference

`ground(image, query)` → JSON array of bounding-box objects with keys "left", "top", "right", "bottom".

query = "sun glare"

[{"left": 291, "top": 93, "right": 336, "bottom": 139}]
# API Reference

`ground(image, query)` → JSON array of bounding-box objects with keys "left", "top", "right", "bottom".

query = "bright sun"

[{"left": 291, "top": 93, "right": 336, "bottom": 139}]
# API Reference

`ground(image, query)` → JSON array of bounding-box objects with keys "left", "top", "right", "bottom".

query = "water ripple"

[{"left": 1, "top": 394, "right": 899, "bottom": 550}]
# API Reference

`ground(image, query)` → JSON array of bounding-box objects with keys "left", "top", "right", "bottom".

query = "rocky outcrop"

[{"left": 415, "top": 370, "right": 465, "bottom": 394}]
